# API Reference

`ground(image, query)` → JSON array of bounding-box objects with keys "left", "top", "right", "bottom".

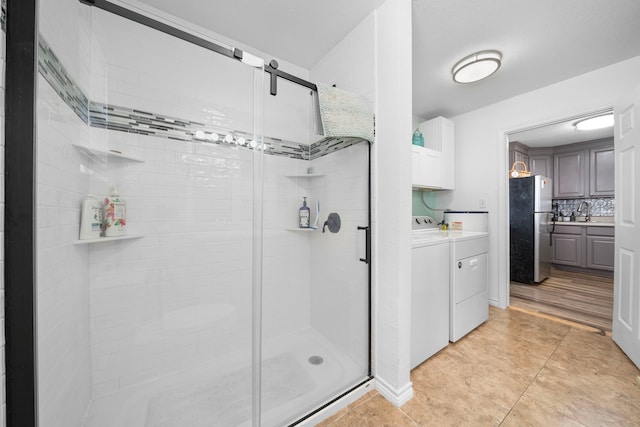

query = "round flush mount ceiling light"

[
  {"left": 452, "top": 50, "right": 502, "bottom": 83},
  {"left": 574, "top": 113, "right": 614, "bottom": 131}
]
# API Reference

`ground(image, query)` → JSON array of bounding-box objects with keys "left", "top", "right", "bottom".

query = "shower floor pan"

[{"left": 82, "top": 329, "right": 365, "bottom": 427}]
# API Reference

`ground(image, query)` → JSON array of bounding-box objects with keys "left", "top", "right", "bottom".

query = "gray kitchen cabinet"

[
  {"left": 589, "top": 146, "right": 615, "bottom": 196},
  {"left": 586, "top": 226, "right": 615, "bottom": 271},
  {"left": 553, "top": 150, "right": 586, "bottom": 198},
  {"left": 552, "top": 232, "right": 585, "bottom": 267},
  {"left": 551, "top": 224, "right": 614, "bottom": 271},
  {"left": 528, "top": 150, "right": 553, "bottom": 178},
  {"left": 509, "top": 142, "right": 529, "bottom": 170}
]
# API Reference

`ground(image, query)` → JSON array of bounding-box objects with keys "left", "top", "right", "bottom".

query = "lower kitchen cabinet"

[
  {"left": 586, "top": 226, "right": 615, "bottom": 271},
  {"left": 552, "top": 224, "right": 614, "bottom": 271},
  {"left": 552, "top": 233, "right": 585, "bottom": 267}
]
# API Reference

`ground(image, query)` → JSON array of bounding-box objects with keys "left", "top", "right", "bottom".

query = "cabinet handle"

[
  {"left": 458, "top": 261, "right": 462, "bottom": 269},
  {"left": 358, "top": 226, "right": 370, "bottom": 264}
]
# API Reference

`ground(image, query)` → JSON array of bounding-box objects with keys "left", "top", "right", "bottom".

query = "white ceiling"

[{"left": 131, "top": 0, "right": 640, "bottom": 145}]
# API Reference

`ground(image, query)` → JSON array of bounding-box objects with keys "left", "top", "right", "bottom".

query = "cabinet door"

[
  {"left": 554, "top": 151, "right": 585, "bottom": 198},
  {"left": 552, "top": 233, "right": 585, "bottom": 267},
  {"left": 411, "top": 145, "right": 442, "bottom": 189},
  {"left": 590, "top": 146, "right": 615, "bottom": 196},
  {"left": 586, "top": 235, "right": 615, "bottom": 271},
  {"left": 529, "top": 154, "right": 552, "bottom": 178}
]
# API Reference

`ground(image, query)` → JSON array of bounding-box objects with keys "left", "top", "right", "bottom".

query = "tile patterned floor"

[{"left": 317, "top": 307, "right": 640, "bottom": 426}]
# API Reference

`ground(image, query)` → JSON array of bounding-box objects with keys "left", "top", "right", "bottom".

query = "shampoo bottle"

[
  {"left": 104, "top": 186, "right": 127, "bottom": 237},
  {"left": 299, "top": 197, "right": 310, "bottom": 228},
  {"left": 79, "top": 194, "right": 102, "bottom": 240}
]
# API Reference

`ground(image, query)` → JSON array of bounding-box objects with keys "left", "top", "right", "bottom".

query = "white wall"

[{"left": 431, "top": 55, "right": 640, "bottom": 308}]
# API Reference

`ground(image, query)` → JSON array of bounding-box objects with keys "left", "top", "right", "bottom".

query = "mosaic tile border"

[
  {"left": 37, "top": 34, "right": 368, "bottom": 161},
  {"left": 1, "top": 0, "right": 6, "bottom": 33},
  {"left": 38, "top": 37, "right": 89, "bottom": 124}
]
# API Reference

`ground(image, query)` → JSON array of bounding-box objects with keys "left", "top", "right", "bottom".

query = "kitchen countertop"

[{"left": 553, "top": 218, "right": 614, "bottom": 227}]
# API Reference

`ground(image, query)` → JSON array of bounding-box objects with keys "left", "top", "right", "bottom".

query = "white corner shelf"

[
  {"left": 73, "top": 144, "right": 145, "bottom": 163},
  {"left": 286, "top": 228, "right": 317, "bottom": 232},
  {"left": 74, "top": 234, "right": 144, "bottom": 245},
  {"left": 285, "top": 174, "right": 325, "bottom": 178}
]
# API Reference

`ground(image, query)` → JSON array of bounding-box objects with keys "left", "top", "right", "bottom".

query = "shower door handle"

[{"left": 358, "top": 226, "right": 370, "bottom": 264}]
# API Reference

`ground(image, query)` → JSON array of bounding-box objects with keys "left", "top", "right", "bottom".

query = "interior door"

[{"left": 612, "top": 83, "right": 640, "bottom": 368}]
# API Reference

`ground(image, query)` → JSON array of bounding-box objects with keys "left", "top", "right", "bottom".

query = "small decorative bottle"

[
  {"left": 79, "top": 194, "right": 102, "bottom": 240},
  {"left": 104, "top": 186, "right": 127, "bottom": 237},
  {"left": 299, "top": 197, "right": 310, "bottom": 228},
  {"left": 412, "top": 128, "right": 424, "bottom": 147}
]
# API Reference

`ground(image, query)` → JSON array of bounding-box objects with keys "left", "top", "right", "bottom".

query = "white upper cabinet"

[{"left": 412, "top": 116, "right": 455, "bottom": 190}]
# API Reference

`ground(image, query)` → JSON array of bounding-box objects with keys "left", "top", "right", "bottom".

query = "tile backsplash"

[{"left": 553, "top": 197, "right": 614, "bottom": 217}]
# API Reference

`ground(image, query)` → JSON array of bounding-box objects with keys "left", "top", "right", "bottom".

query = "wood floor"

[{"left": 509, "top": 268, "right": 613, "bottom": 332}]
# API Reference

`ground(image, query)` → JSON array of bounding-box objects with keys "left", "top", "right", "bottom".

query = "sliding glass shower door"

[
  {"left": 36, "top": 3, "right": 265, "bottom": 425},
  {"left": 31, "top": 1, "right": 370, "bottom": 426}
]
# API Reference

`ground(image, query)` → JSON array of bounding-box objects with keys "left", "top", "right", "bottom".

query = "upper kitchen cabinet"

[
  {"left": 553, "top": 139, "right": 613, "bottom": 198},
  {"left": 528, "top": 148, "right": 553, "bottom": 178},
  {"left": 412, "top": 116, "right": 455, "bottom": 190},
  {"left": 589, "top": 146, "right": 615, "bottom": 196},
  {"left": 509, "top": 142, "right": 529, "bottom": 168},
  {"left": 554, "top": 150, "right": 586, "bottom": 198}
]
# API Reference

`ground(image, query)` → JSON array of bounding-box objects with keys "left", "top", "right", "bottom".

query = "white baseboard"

[{"left": 375, "top": 376, "right": 414, "bottom": 407}]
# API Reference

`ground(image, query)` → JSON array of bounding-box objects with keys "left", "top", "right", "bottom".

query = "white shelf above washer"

[{"left": 285, "top": 174, "right": 324, "bottom": 178}]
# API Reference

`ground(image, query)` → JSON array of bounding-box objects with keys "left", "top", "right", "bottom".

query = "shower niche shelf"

[
  {"left": 73, "top": 144, "right": 145, "bottom": 163},
  {"left": 73, "top": 235, "right": 144, "bottom": 245},
  {"left": 285, "top": 174, "right": 325, "bottom": 178},
  {"left": 286, "top": 228, "right": 317, "bottom": 232}
]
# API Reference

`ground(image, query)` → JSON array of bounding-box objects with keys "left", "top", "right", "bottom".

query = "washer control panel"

[{"left": 412, "top": 215, "right": 438, "bottom": 230}]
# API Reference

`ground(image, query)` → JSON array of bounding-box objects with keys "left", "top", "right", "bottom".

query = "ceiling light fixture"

[
  {"left": 452, "top": 50, "right": 502, "bottom": 84},
  {"left": 574, "top": 113, "right": 614, "bottom": 131}
]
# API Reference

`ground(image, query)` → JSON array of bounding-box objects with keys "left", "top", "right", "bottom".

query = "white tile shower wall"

[
  {"left": 40, "top": 0, "right": 92, "bottom": 93},
  {"left": 86, "top": 128, "right": 311, "bottom": 395},
  {"left": 90, "top": 8, "right": 311, "bottom": 146},
  {"left": 308, "top": 143, "right": 369, "bottom": 369},
  {"left": 262, "top": 155, "right": 312, "bottom": 341},
  {"left": 37, "top": 0, "right": 94, "bottom": 425},
  {"left": 37, "top": 75, "right": 93, "bottom": 427}
]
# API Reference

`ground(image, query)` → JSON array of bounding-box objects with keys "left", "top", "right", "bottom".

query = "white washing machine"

[
  {"left": 443, "top": 211, "right": 489, "bottom": 342},
  {"left": 410, "top": 216, "right": 450, "bottom": 369}
]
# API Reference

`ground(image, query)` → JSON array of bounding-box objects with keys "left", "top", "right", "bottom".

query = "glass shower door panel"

[
  {"left": 261, "top": 138, "right": 370, "bottom": 426},
  {"left": 35, "top": 5, "right": 264, "bottom": 425}
]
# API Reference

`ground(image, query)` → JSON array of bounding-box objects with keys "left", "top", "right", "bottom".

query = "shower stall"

[{"left": 8, "top": 0, "right": 372, "bottom": 425}]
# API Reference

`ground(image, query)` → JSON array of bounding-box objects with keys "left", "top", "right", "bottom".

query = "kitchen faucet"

[{"left": 577, "top": 201, "right": 590, "bottom": 221}]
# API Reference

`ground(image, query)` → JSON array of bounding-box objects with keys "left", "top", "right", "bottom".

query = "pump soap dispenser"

[
  {"left": 104, "top": 186, "right": 127, "bottom": 237},
  {"left": 299, "top": 197, "right": 310, "bottom": 228}
]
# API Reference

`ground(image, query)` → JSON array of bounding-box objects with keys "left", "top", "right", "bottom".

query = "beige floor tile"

[
  {"left": 320, "top": 394, "right": 417, "bottom": 427},
  {"left": 400, "top": 379, "right": 508, "bottom": 426},
  {"left": 547, "top": 328, "right": 640, "bottom": 379},
  {"left": 315, "top": 390, "right": 379, "bottom": 426},
  {"left": 317, "top": 308, "right": 640, "bottom": 427},
  {"left": 524, "top": 363, "right": 640, "bottom": 426},
  {"left": 501, "top": 395, "right": 586, "bottom": 426}
]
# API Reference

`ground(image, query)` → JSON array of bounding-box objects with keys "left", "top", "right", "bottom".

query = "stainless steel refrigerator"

[{"left": 509, "top": 175, "right": 553, "bottom": 284}]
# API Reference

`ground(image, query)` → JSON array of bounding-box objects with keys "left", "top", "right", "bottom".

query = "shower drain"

[{"left": 308, "top": 355, "right": 324, "bottom": 365}]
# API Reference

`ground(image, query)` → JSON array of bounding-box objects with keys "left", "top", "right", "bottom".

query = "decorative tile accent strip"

[
  {"left": 1, "top": 0, "right": 6, "bottom": 33},
  {"left": 553, "top": 197, "right": 615, "bottom": 217},
  {"left": 37, "top": 35, "right": 369, "bottom": 160},
  {"left": 37, "top": 36, "right": 90, "bottom": 123}
]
